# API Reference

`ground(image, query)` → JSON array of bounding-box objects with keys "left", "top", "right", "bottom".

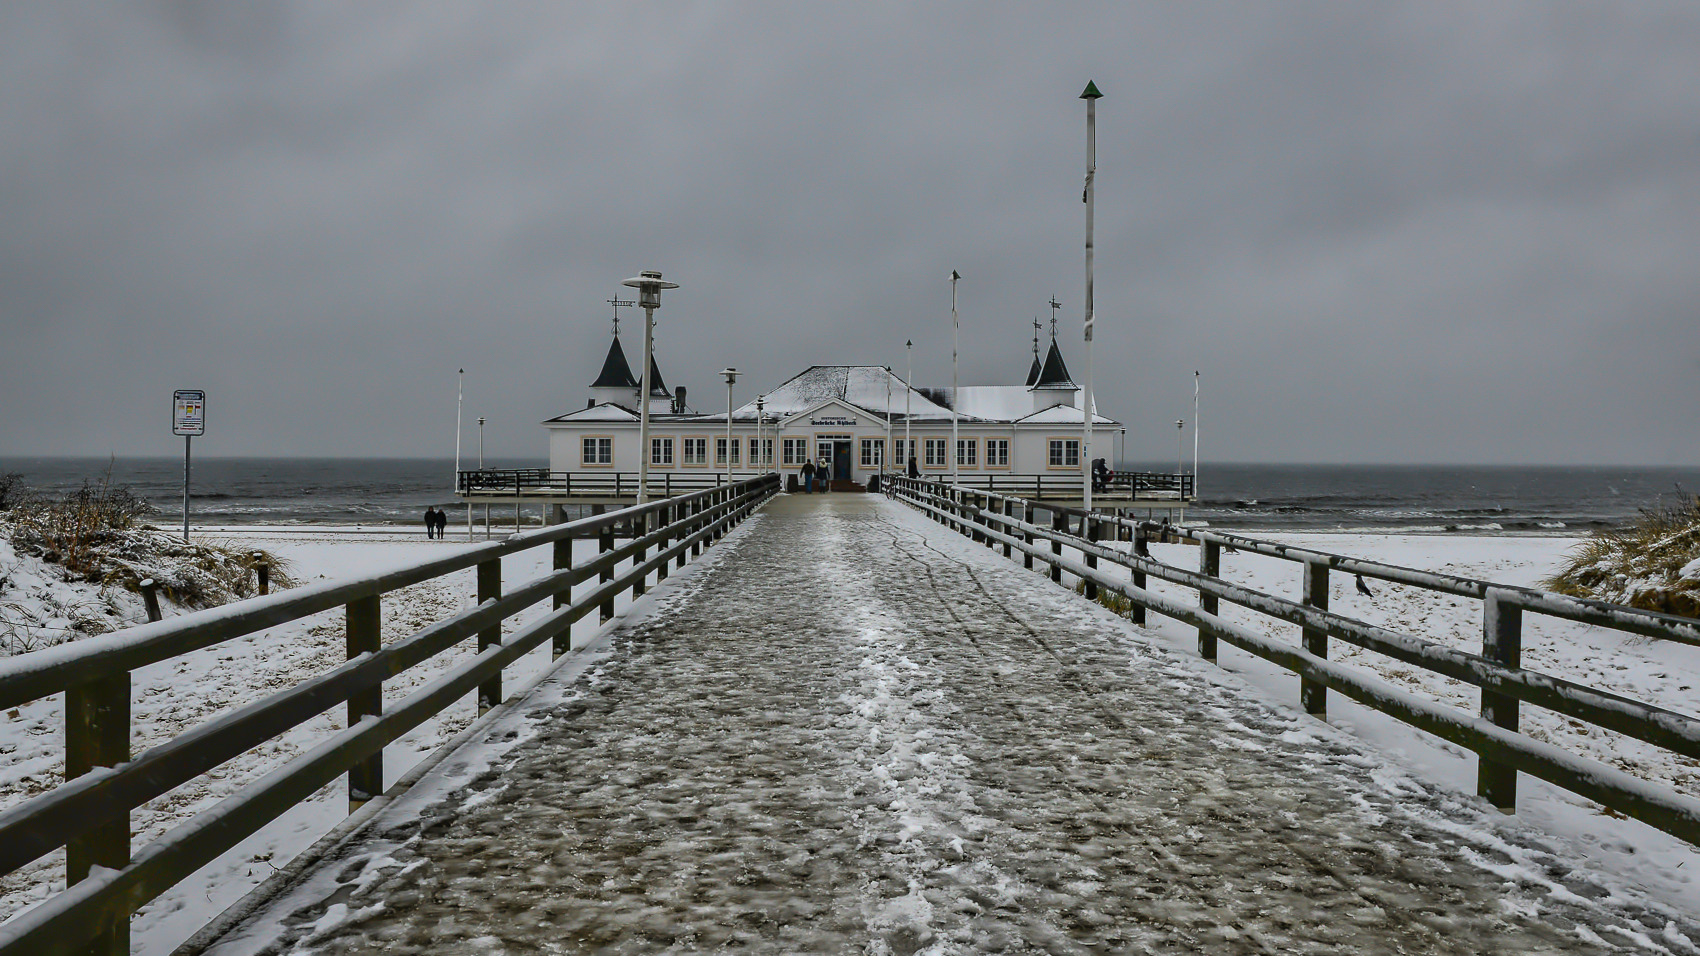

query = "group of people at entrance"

[
  {"left": 797, "top": 456, "right": 923, "bottom": 492},
  {"left": 423, "top": 507, "right": 449, "bottom": 538}
]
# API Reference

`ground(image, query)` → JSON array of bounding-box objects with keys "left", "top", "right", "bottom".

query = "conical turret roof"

[
  {"left": 1026, "top": 355, "right": 1043, "bottom": 387},
  {"left": 591, "top": 335, "right": 639, "bottom": 389},
  {"left": 647, "top": 355, "right": 670, "bottom": 397},
  {"left": 1032, "top": 337, "right": 1076, "bottom": 389}
]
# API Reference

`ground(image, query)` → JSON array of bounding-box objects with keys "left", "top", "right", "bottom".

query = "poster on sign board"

[{"left": 173, "top": 390, "right": 205, "bottom": 436}]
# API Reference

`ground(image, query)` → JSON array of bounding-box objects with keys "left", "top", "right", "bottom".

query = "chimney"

[
  {"left": 587, "top": 398, "right": 595, "bottom": 408},
  {"left": 673, "top": 385, "right": 687, "bottom": 414}
]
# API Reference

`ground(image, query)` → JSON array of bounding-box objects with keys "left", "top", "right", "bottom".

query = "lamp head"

[
  {"left": 721, "top": 367, "right": 738, "bottom": 386},
  {"left": 621, "top": 270, "right": 680, "bottom": 310}
]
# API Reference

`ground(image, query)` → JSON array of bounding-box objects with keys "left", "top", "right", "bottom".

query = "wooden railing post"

[
  {"left": 1002, "top": 499, "right": 1014, "bottom": 559},
  {"left": 477, "top": 559, "right": 502, "bottom": 714},
  {"left": 1479, "top": 589, "right": 1523, "bottom": 811},
  {"left": 1198, "top": 539, "right": 1220, "bottom": 662},
  {"left": 691, "top": 498, "right": 704, "bottom": 558},
  {"left": 552, "top": 532, "right": 573, "bottom": 658},
  {"left": 65, "top": 670, "right": 131, "bottom": 956},
  {"left": 631, "top": 512, "right": 648, "bottom": 599},
  {"left": 1301, "top": 559, "right": 1329, "bottom": 716},
  {"left": 656, "top": 504, "right": 671, "bottom": 582},
  {"left": 1083, "top": 516, "right": 1099, "bottom": 601},
  {"left": 1049, "top": 511, "right": 1065, "bottom": 584},
  {"left": 599, "top": 524, "right": 616, "bottom": 623},
  {"left": 345, "top": 594, "right": 381, "bottom": 812},
  {"left": 138, "top": 578, "right": 162, "bottom": 622},
  {"left": 1130, "top": 527, "right": 1148, "bottom": 626},
  {"left": 1023, "top": 502, "right": 1036, "bottom": 570}
]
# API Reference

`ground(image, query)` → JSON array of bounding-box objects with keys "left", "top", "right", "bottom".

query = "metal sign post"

[{"left": 172, "top": 390, "right": 205, "bottom": 541}]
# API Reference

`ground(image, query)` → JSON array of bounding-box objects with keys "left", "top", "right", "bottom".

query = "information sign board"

[{"left": 173, "top": 390, "right": 206, "bottom": 436}]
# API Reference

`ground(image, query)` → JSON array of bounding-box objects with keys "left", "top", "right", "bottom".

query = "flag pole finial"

[{"left": 1080, "top": 80, "right": 1103, "bottom": 100}]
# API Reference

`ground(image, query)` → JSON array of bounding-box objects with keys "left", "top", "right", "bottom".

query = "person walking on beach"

[
  {"left": 424, "top": 507, "right": 440, "bottom": 538},
  {"left": 432, "top": 508, "right": 446, "bottom": 539},
  {"left": 800, "top": 459, "right": 816, "bottom": 494}
]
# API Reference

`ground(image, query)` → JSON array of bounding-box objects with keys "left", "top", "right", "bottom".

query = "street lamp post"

[
  {"left": 621, "top": 270, "right": 680, "bottom": 506},
  {"left": 722, "top": 368, "right": 739, "bottom": 486},
  {"left": 756, "top": 395, "right": 766, "bottom": 473},
  {"left": 904, "top": 340, "right": 913, "bottom": 476},
  {"left": 950, "top": 271, "right": 960, "bottom": 486},
  {"left": 1081, "top": 80, "right": 1103, "bottom": 511},
  {"left": 478, "top": 415, "right": 486, "bottom": 538},
  {"left": 1176, "top": 419, "right": 1185, "bottom": 479}
]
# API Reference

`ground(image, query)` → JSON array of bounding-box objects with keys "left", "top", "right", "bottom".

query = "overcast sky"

[{"left": 3, "top": 2, "right": 1697, "bottom": 465}]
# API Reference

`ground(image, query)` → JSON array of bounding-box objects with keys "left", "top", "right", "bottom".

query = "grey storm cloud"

[{"left": 2, "top": 1, "right": 1697, "bottom": 465}]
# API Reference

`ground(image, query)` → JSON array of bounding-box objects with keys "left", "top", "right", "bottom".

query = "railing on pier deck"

[
  {"left": 456, "top": 468, "right": 1192, "bottom": 502},
  {"left": 885, "top": 476, "right": 1700, "bottom": 849},
  {"left": 457, "top": 469, "right": 744, "bottom": 499},
  {"left": 0, "top": 476, "right": 780, "bottom": 956}
]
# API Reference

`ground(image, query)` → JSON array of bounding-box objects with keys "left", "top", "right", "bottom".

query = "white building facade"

[{"left": 542, "top": 333, "right": 1119, "bottom": 490}]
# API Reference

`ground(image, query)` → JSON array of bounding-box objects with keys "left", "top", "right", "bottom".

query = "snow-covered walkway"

[{"left": 210, "top": 494, "right": 1696, "bottom": 955}]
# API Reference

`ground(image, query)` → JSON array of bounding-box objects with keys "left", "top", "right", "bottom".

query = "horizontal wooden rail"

[
  {"left": 0, "top": 476, "right": 779, "bottom": 956},
  {"left": 886, "top": 476, "right": 1700, "bottom": 847}
]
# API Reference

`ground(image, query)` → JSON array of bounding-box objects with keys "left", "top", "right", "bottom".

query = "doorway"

[{"left": 833, "top": 441, "right": 853, "bottom": 481}]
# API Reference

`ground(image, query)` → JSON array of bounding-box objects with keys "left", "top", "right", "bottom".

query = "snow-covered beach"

[{"left": 4, "top": 515, "right": 1698, "bottom": 952}]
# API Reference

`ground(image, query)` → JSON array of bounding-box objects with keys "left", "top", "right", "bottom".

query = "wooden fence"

[
  {"left": 886, "top": 476, "right": 1700, "bottom": 848},
  {"left": 0, "top": 476, "right": 779, "bottom": 956}
]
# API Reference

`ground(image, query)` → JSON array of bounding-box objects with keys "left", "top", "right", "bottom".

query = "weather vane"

[
  {"left": 606, "top": 295, "right": 636, "bottom": 336},
  {"left": 1032, "top": 316, "right": 1042, "bottom": 356},
  {"left": 1048, "top": 296, "right": 1062, "bottom": 338}
]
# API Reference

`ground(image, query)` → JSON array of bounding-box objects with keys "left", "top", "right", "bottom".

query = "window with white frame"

[
  {"left": 956, "top": 438, "right": 977, "bottom": 468},
  {"left": 924, "top": 437, "right": 947, "bottom": 467},
  {"left": 716, "top": 437, "right": 740, "bottom": 465},
  {"left": 650, "top": 437, "right": 674, "bottom": 466},
  {"left": 893, "top": 438, "right": 916, "bottom": 468},
  {"left": 682, "top": 437, "right": 707, "bottom": 465},
  {"left": 750, "top": 438, "right": 773, "bottom": 466},
  {"left": 782, "top": 437, "right": 807, "bottom": 466},
  {"left": 986, "top": 438, "right": 1010, "bottom": 467},
  {"left": 581, "top": 437, "right": 612, "bottom": 466},
  {"left": 1049, "top": 438, "right": 1080, "bottom": 468},
  {"left": 860, "top": 438, "right": 884, "bottom": 467}
]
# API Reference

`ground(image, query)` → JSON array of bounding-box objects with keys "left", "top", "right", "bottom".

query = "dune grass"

[{"left": 1546, "top": 494, "right": 1700, "bottom": 619}]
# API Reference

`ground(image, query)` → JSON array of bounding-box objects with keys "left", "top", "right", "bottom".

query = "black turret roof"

[
  {"left": 1026, "top": 355, "right": 1043, "bottom": 387},
  {"left": 648, "top": 355, "right": 670, "bottom": 397},
  {"left": 1032, "top": 337, "right": 1076, "bottom": 389},
  {"left": 591, "top": 335, "right": 639, "bottom": 389}
]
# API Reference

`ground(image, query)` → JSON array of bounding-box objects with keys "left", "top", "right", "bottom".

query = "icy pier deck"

[{"left": 206, "top": 495, "right": 1671, "bottom": 955}]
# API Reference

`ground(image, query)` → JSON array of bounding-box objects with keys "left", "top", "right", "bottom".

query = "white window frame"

[
  {"left": 860, "top": 438, "right": 884, "bottom": 467},
  {"left": 716, "top": 437, "right": 740, "bottom": 466},
  {"left": 681, "top": 436, "right": 707, "bottom": 466},
  {"left": 782, "top": 437, "right": 807, "bottom": 466},
  {"left": 650, "top": 436, "right": 674, "bottom": 467},
  {"left": 581, "top": 435, "right": 613, "bottom": 467},
  {"left": 1048, "top": 438, "right": 1080, "bottom": 469},
  {"left": 924, "top": 437, "right": 948, "bottom": 468},
  {"left": 985, "top": 438, "right": 1010, "bottom": 468},
  {"left": 752, "top": 437, "right": 773, "bottom": 467},
  {"left": 956, "top": 438, "right": 977, "bottom": 468}
]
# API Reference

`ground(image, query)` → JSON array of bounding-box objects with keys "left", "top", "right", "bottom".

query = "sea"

[{"left": 1, "top": 457, "right": 1696, "bottom": 535}]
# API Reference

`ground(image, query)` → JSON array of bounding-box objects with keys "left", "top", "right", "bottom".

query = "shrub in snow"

[{"left": 1547, "top": 494, "right": 1700, "bottom": 619}]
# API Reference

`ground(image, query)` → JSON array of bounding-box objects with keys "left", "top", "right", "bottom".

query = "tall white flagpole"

[
  {"left": 455, "top": 368, "right": 464, "bottom": 487},
  {"left": 950, "top": 271, "right": 960, "bottom": 487},
  {"left": 905, "top": 340, "right": 913, "bottom": 475},
  {"left": 1081, "top": 80, "right": 1102, "bottom": 511}
]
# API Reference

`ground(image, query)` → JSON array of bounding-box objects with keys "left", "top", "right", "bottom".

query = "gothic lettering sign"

[{"left": 810, "top": 416, "right": 857, "bottom": 426}]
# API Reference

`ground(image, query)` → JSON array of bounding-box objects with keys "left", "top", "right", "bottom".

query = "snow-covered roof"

[
  {"left": 543, "top": 402, "right": 641, "bottom": 424},
  {"left": 719, "top": 366, "right": 961, "bottom": 423},
  {"left": 1013, "top": 403, "right": 1117, "bottom": 426},
  {"left": 945, "top": 386, "right": 1033, "bottom": 421}
]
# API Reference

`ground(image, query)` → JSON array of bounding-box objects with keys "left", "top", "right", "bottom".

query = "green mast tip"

[{"left": 1080, "top": 81, "right": 1103, "bottom": 99}]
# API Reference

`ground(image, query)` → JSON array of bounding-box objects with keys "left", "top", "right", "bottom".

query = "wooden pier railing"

[
  {"left": 885, "top": 476, "right": 1700, "bottom": 847},
  {"left": 0, "top": 476, "right": 779, "bottom": 956}
]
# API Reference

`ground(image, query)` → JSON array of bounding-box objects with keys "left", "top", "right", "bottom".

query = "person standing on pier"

[{"left": 800, "top": 459, "right": 816, "bottom": 494}]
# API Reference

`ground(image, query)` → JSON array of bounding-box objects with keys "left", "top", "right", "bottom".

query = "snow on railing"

[
  {"left": 884, "top": 476, "right": 1700, "bottom": 849},
  {"left": 0, "top": 476, "right": 780, "bottom": 956}
]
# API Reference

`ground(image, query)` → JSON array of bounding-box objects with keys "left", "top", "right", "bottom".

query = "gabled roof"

[
  {"left": 543, "top": 402, "right": 641, "bottom": 424},
  {"left": 590, "top": 336, "right": 639, "bottom": 389},
  {"left": 1013, "top": 402, "right": 1117, "bottom": 425},
  {"left": 1032, "top": 337, "right": 1076, "bottom": 390},
  {"left": 724, "top": 366, "right": 960, "bottom": 422}
]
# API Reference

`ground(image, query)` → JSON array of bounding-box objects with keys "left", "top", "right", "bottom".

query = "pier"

[{"left": 2, "top": 482, "right": 1697, "bottom": 954}]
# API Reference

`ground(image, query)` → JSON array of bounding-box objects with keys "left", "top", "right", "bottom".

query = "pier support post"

[
  {"left": 1478, "top": 590, "right": 1523, "bottom": 811},
  {"left": 1301, "top": 560, "right": 1329, "bottom": 716},
  {"left": 345, "top": 595, "right": 381, "bottom": 812}
]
